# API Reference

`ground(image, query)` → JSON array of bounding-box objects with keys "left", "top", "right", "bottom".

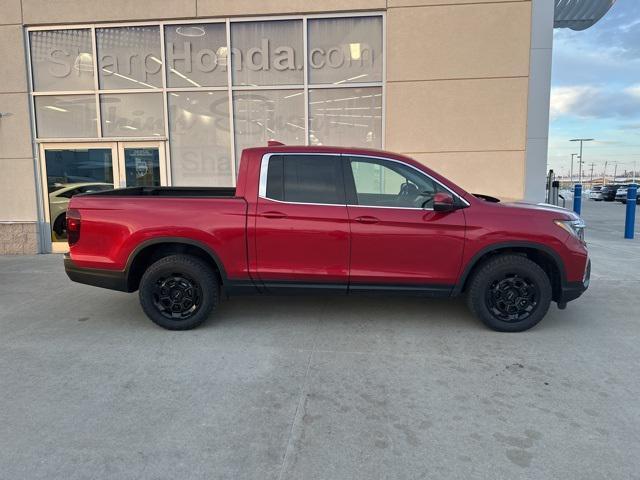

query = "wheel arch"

[
  {"left": 455, "top": 242, "right": 567, "bottom": 302},
  {"left": 124, "top": 237, "right": 227, "bottom": 292}
]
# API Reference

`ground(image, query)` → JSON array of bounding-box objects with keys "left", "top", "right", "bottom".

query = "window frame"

[
  {"left": 344, "top": 154, "right": 469, "bottom": 211},
  {"left": 259, "top": 152, "right": 469, "bottom": 209},
  {"left": 259, "top": 152, "right": 347, "bottom": 206}
]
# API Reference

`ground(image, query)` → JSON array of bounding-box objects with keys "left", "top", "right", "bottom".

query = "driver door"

[{"left": 345, "top": 155, "right": 467, "bottom": 290}]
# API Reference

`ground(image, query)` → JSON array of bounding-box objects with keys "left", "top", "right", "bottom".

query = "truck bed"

[{"left": 82, "top": 186, "right": 237, "bottom": 198}]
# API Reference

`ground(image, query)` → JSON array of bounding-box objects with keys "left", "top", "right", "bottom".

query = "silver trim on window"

[{"left": 258, "top": 152, "right": 470, "bottom": 209}]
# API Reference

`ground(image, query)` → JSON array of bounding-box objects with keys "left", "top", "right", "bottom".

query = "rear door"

[
  {"left": 344, "top": 155, "right": 466, "bottom": 292},
  {"left": 254, "top": 153, "right": 350, "bottom": 291}
]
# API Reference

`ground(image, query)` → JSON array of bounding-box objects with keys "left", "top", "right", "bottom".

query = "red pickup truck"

[{"left": 64, "top": 144, "right": 590, "bottom": 332}]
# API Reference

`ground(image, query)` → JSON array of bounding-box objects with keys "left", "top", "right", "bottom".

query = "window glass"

[
  {"left": 97, "top": 26, "right": 162, "bottom": 89},
  {"left": 35, "top": 95, "right": 97, "bottom": 138},
  {"left": 309, "top": 87, "right": 382, "bottom": 148},
  {"left": 265, "top": 155, "right": 284, "bottom": 200},
  {"left": 280, "top": 155, "right": 344, "bottom": 205},
  {"left": 44, "top": 148, "right": 114, "bottom": 242},
  {"left": 30, "top": 29, "right": 94, "bottom": 92},
  {"left": 164, "top": 23, "right": 228, "bottom": 88},
  {"left": 308, "top": 16, "right": 382, "bottom": 85},
  {"left": 231, "top": 20, "right": 303, "bottom": 86},
  {"left": 100, "top": 93, "right": 164, "bottom": 137},
  {"left": 169, "top": 91, "right": 232, "bottom": 186},
  {"left": 349, "top": 157, "right": 443, "bottom": 208},
  {"left": 233, "top": 90, "right": 305, "bottom": 165}
]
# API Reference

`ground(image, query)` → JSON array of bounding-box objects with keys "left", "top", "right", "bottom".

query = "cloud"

[
  {"left": 550, "top": 86, "right": 596, "bottom": 119},
  {"left": 550, "top": 84, "right": 640, "bottom": 120}
]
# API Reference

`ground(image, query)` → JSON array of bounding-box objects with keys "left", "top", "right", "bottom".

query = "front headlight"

[{"left": 554, "top": 218, "right": 586, "bottom": 242}]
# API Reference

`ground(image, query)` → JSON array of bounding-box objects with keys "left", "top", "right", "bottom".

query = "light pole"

[
  {"left": 570, "top": 138, "right": 594, "bottom": 184},
  {"left": 570, "top": 153, "right": 579, "bottom": 183}
]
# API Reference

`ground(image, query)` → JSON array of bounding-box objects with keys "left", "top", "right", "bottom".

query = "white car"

[
  {"left": 49, "top": 183, "right": 113, "bottom": 239},
  {"left": 589, "top": 185, "right": 604, "bottom": 201}
]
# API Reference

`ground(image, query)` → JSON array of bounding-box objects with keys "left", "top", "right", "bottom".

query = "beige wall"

[
  {"left": 386, "top": 0, "right": 532, "bottom": 199},
  {"left": 0, "top": 4, "right": 37, "bottom": 223},
  {"left": 0, "top": 0, "right": 38, "bottom": 253}
]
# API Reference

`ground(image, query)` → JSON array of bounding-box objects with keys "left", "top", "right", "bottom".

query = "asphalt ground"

[{"left": 0, "top": 199, "right": 638, "bottom": 479}]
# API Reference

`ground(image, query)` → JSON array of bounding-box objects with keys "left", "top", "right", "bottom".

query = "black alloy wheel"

[
  {"left": 152, "top": 273, "right": 202, "bottom": 320},
  {"left": 486, "top": 275, "right": 540, "bottom": 323}
]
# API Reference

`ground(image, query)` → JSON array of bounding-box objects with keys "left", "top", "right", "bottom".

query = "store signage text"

[{"left": 44, "top": 39, "right": 375, "bottom": 81}]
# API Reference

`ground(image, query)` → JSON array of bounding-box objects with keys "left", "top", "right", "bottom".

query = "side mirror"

[{"left": 432, "top": 192, "right": 456, "bottom": 212}]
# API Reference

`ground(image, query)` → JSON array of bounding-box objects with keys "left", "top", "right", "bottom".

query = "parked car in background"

[
  {"left": 600, "top": 185, "right": 618, "bottom": 202},
  {"left": 64, "top": 144, "right": 590, "bottom": 333},
  {"left": 49, "top": 183, "right": 113, "bottom": 238},
  {"left": 615, "top": 184, "right": 640, "bottom": 204},
  {"left": 589, "top": 185, "right": 604, "bottom": 201}
]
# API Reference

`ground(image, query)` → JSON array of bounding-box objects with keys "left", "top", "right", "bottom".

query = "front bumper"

[
  {"left": 64, "top": 254, "right": 129, "bottom": 292},
  {"left": 558, "top": 259, "right": 590, "bottom": 304}
]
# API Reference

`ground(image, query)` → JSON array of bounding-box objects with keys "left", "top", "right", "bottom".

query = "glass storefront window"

[
  {"left": 30, "top": 15, "right": 384, "bottom": 189},
  {"left": 164, "top": 23, "right": 228, "bottom": 88},
  {"left": 231, "top": 20, "right": 303, "bottom": 86},
  {"left": 308, "top": 17, "right": 382, "bottom": 85},
  {"left": 97, "top": 26, "right": 163, "bottom": 89},
  {"left": 233, "top": 89, "right": 305, "bottom": 163},
  {"left": 45, "top": 148, "right": 114, "bottom": 242},
  {"left": 35, "top": 95, "right": 97, "bottom": 138},
  {"left": 308, "top": 87, "right": 382, "bottom": 147},
  {"left": 100, "top": 93, "right": 164, "bottom": 137},
  {"left": 30, "top": 29, "right": 94, "bottom": 92},
  {"left": 168, "top": 91, "right": 232, "bottom": 186}
]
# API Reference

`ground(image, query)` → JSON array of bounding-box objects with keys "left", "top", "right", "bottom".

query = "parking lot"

[{"left": 1, "top": 199, "right": 639, "bottom": 480}]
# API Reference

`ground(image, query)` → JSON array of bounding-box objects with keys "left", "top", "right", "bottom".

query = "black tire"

[
  {"left": 466, "top": 255, "right": 552, "bottom": 332},
  {"left": 53, "top": 213, "right": 66, "bottom": 237},
  {"left": 138, "top": 254, "right": 218, "bottom": 330}
]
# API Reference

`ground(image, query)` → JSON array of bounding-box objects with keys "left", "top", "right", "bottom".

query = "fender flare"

[
  {"left": 453, "top": 241, "right": 567, "bottom": 296},
  {"left": 124, "top": 237, "right": 228, "bottom": 283}
]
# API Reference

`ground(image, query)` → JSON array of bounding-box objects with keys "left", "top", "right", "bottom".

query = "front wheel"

[
  {"left": 466, "top": 255, "right": 552, "bottom": 332},
  {"left": 139, "top": 254, "right": 219, "bottom": 330}
]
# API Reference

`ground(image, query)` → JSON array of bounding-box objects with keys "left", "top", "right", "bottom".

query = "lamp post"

[
  {"left": 570, "top": 153, "right": 579, "bottom": 183},
  {"left": 570, "top": 138, "right": 594, "bottom": 184}
]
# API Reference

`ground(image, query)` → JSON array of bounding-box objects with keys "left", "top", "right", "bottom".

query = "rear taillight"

[{"left": 66, "top": 208, "right": 81, "bottom": 246}]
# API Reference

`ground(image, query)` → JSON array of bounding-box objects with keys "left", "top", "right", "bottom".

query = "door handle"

[
  {"left": 261, "top": 211, "right": 287, "bottom": 219},
  {"left": 354, "top": 215, "right": 380, "bottom": 224}
]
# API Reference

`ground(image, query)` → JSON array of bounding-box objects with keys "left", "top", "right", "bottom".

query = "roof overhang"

[{"left": 554, "top": 0, "right": 616, "bottom": 31}]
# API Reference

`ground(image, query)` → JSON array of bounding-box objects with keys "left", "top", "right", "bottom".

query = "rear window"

[{"left": 265, "top": 155, "right": 345, "bottom": 205}]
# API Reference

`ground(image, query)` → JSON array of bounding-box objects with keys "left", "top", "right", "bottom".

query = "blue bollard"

[
  {"left": 573, "top": 184, "right": 582, "bottom": 215},
  {"left": 624, "top": 184, "right": 637, "bottom": 239}
]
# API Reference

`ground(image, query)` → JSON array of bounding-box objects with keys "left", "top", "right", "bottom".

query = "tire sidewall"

[{"left": 139, "top": 255, "right": 217, "bottom": 330}]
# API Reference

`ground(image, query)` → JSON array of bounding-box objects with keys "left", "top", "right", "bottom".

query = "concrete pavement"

[{"left": 0, "top": 200, "right": 639, "bottom": 479}]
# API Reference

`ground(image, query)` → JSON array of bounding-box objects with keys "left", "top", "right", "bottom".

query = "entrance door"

[{"left": 40, "top": 141, "right": 167, "bottom": 253}]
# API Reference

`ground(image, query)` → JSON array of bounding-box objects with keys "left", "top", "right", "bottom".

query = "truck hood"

[
  {"left": 471, "top": 193, "right": 578, "bottom": 219},
  {"left": 501, "top": 200, "right": 579, "bottom": 219}
]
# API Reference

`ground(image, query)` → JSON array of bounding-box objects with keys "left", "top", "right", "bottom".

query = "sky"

[{"left": 548, "top": 0, "right": 640, "bottom": 180}]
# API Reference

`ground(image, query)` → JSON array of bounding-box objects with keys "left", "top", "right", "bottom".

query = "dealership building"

[{"left": 0, "top": 0, "right": 613, "bottom": 254}]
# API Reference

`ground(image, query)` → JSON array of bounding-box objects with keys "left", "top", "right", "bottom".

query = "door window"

[
  {"left": 348, "top": 156, "right": 444, "bottom": 209},
  {"left": 264, "top": 155, "right": 345, "bottom": 205},
  {"left": 123, "top": 147, "right": 161, "bottom": 187}
]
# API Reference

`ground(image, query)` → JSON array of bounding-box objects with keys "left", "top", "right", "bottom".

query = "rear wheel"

[
  {"left": 466, "top": 255, "right": 552, "bottom": 332},
  {"left": 139, "top": 254, "right": 218, "bottom": 330}
]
